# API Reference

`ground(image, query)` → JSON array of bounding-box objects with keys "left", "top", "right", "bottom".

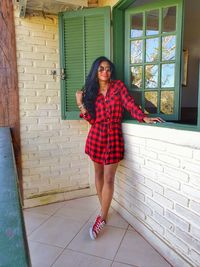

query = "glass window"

[
  {"left": 162, "top": 6, "right": 176, "bottom": 33},
  {"left": 146, "top": 9, "right": 159, "bottom": 35},
  {"left": 146, "top": 38, "right": 159, "bottom": 62},
  {"left": 145, "top": 64, "right": 159, "bottom": 88},
  {"left": 125, "top": 1, "right": 181, "bottom": 120},
  {"left": 131, "top": 13, "right": 143, "bottom": 38}
]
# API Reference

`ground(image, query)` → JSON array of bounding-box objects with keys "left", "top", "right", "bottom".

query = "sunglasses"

[{"left": 98, "top": 66, "right": 111, "bottom": 72}]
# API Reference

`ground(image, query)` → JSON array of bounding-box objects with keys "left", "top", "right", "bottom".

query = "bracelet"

[{"left": 78, "top": 103, "right": 85, "bottom": 109}]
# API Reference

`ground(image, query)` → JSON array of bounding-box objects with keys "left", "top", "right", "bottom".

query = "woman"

[{"left": 76, "top": 56, "right": 164, "bottom": 240}]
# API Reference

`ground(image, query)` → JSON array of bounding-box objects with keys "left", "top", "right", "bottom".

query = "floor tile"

[
  {"left": 68, "top": 223, "right": 126, "bottom": 260},
  {"left": 28, "top": 240, "right": 62, "bottom": 267},
  {"left": 52, "top": 249, "right": 112, "bottom": 267},
  {"left": 64, "top": 195, "right": 100, "bottom": 211},
  {"left": 115, "top": 230, "right": 171, "bottom": 267},
  {"left": 54, "top": 204, "right": 96, "bottom": 224},
  {"left": 127, "top": 225, "right": 135, "bottom": 231},
  {"left": 112, "top": 262, "right": 137, "bottom": 267},
  {"left": 24, "top": 201, "right": 65, "bottom": 216},
  {"left": 23, "top": 211, "right": 49, "bottom": 235},
  {"left": 29, "top": 216, "right": 83, "bottom": 248}
]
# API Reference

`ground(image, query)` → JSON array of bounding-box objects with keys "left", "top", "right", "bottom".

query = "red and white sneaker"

[{"left": 89, "top": 215, "right": 106, "bottom": 240}]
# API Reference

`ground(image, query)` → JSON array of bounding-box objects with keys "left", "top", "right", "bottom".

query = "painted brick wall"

[
  {"left": 14, "top": 9, "right": 95, "bottom": 208},
  {"left": 112, "top": 123, "right": 200, "bottom": 267}
]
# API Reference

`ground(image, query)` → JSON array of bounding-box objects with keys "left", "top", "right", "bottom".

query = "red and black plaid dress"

[{"left": 80, "top": 80, "right": 146, "bottom": 165}]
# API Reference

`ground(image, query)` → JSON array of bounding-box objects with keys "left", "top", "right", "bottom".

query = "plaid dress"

[{"left": 80, "top": 80, "right": 146, "bottom": 165}]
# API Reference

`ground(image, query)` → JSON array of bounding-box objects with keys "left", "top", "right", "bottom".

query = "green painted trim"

[
  {"left": 58, "top": 13, "right": 66, "bottom": 120},
  {"left": 198, "top": 61, "right": 200, "bottom": 127},
  {"left": 0, "top": 128, "right": 31, "bottom": 267},
  {"left": 113, "top": 0, "right": 135, "bottom": 80},
  {"left": 113, "top": 0, "right": 135, "bottom": 10},
  {"left": 104, "top": 8, "right": 111, "bottom": 59}
]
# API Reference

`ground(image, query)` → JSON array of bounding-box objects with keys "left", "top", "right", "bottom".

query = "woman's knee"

[
  {"left": 104, "top": 175, "right": 115, "bottom": 186},
  {"left": 95, "top": 169, "right": 104, "bottom": 180}
]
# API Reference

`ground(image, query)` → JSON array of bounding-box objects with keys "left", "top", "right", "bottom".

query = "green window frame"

[
  {"left": 59, "top": 7, "right": 110, "bottom": 119},
  {"left": 124, "top": 0, "right": 183, "bottom": 121}
]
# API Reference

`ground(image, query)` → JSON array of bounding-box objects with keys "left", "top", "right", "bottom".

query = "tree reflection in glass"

[
  {"left": 162, "top": 35, "right": 176, "bottom": 61},
  {"left": 131, "top": 66, "right": 142, "bottom": 88},
  {"left": 131, "top": 40, "right": 143, "bottom": 63},
  {"left": 145, "top": 64, "right": 158, "bottom": 88},
  {"left": 161, "top": 64, "right": 175, "bottom": 88},
  {"left": 161, "top": 91, "right": 174, "bottom": 114},
  {"left": 146, "top": 38, "right": 159, "bottom": 62}
]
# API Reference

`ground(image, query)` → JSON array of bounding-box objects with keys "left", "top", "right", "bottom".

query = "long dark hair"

[{"left": 82, "top": 56, "right": 116, "bottom": 118}]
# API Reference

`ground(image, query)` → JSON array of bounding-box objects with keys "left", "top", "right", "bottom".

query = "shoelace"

[{"left": 93, "top": 218, "right": 105, "bottom": 234}]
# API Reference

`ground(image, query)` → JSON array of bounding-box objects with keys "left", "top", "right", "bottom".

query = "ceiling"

[{"left": 15, "top": 0, "right": 98, "bottom": 17}]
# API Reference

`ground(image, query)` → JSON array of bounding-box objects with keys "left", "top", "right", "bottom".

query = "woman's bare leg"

[
  {"left": 101, "top": 163, "right": 118, "bottom": 221},
  {"left": 93, "top": 162, "right": 104, "bottom": 205}
]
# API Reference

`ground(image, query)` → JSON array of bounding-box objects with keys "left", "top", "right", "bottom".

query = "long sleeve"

[
  {"left": 80, "top": 111, "right": 95, "bottom": 125},
  {"left": 119, "top": 80, "right": 147, "bottom": 122}
]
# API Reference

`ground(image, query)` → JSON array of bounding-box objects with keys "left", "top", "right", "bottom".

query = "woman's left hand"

[{"left": 143, "top": 117, "right": 165, "bottom": 124}]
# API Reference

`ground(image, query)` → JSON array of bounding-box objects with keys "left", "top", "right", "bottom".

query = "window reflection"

[
  {"left": 162, "top": 6, "right": 176, "bottom": 33},
  {"left": 145, "top": 64, "right": 158, "bottom": 88},
  {"left": 131, "top": 13, "right": 143, "bottom": 38},
  {"left": 131, "top": 66, "right": 142, "bottom": 88},
  {"left": 146, "top": 9, "right": 159, "bottom": 35},
  {"left": 160, "top": 91, "right": 174, "bottom": 114},
  {"left": 131, "top": 40, "right": 143, "bottom": 63},
  {"left": 146, "top": 38, "right": 159, "bottom": 62},
  {"left": 145, "top": 91, "right": 158, "bottom": 114},
  {"left": 162, "top": 35, "right": 176, "bottom": 61},
  {"left": 161, "top": 64, "right": 175, "bottom": 87}
]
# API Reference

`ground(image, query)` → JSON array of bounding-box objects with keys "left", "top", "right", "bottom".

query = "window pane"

[
  {"left": 162, "top": 35, "right": 176, "bottom": 61},
  {"left": 146, "top": 38, "right": 159, "bottom": 62},
  {"left": 146, "top": 9, "right": 159, "bottom": 35},
  {"left": 162, "top": 6, "right": 176, "bottom": 33},
  {"left": 145, "top": 91, "right": 158, "bottom": 114},
  {"left": 131, "top": 40, "right": 143, "bottom": 63},
  {"left": 131, "top": 13, "right": 143, "bottom": 38},
  {"left": 131, "top": 66, "right": 142, "bottom": 88},
  {"left": 160, "top": 91, "right": 174, "bottom": 114},
  {"left": 145, "top": 64, "right": 158, "bottom": 88},
  {"left": 131, "top": 91, "right": 142, "bottom": 107},
  {"left": 161, "top": 63, "right": 175, "bottom": 88}
]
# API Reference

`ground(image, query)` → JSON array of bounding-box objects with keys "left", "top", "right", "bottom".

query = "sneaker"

[{"left": 89, "top": 215, "right": 106, "bottom": 240}]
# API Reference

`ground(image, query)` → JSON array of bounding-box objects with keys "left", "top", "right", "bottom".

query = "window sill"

[
  {"left": 123, "top": 120, "right": 200, "bottom": 132},
  {"left": 122, "top": 120, "right": 200, "bottom": 149}
]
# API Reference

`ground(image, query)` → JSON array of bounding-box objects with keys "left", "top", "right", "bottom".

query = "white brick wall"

[
  {"left": 113, "top": 123, "right": 200, "bottom": 267},
  {"left": 14, "top": 9, "right": 94, "bottom": 207}
]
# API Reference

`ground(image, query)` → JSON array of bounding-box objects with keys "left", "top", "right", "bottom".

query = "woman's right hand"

[{"left": 76, "top": 90, "right": 83, "bottom": 106}]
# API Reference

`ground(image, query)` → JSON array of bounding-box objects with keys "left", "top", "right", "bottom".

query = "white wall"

[
  {"left": 112, "top": 123, "right": 200, "bottom": 267},
  {"left": 14, "top": 8, "right": 95, "bottom": 208}
]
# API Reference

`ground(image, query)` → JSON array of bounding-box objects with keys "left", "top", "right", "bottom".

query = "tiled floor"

[{"left": 23, "top": 195, "right": 172, "bottom": 267}]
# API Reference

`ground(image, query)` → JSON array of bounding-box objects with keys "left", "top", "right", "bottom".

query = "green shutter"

[{"left": 59, "top": 7, "right": 111, "bottom": 120}]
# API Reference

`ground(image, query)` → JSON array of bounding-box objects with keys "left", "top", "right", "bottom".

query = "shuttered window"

[
  {"left": 59, "top": 7, "right": 110, "bottom": 119},
  {"left": 124, "top": 0, "right": 183, "bottom": 121}
]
